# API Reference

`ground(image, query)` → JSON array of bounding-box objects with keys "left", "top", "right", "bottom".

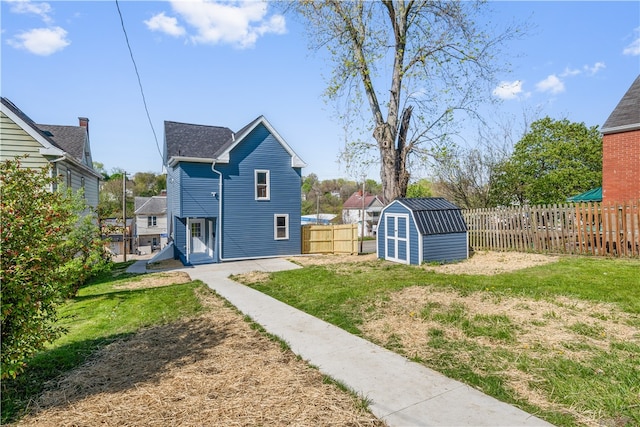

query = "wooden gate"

[{"left": 301, "top": 224, "right": 359, "bottom": 254}]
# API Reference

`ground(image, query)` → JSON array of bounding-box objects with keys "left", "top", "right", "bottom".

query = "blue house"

[
  {"left": 377, "top": 198, "right": 468, "bottom": 265},
  {"left": 162, "top": 116, "right": 306, "bottom": 265}
]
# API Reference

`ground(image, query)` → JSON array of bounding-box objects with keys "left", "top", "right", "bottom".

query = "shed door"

[{"left": 385, "top": 213, "right": 409, "bottom": 264}]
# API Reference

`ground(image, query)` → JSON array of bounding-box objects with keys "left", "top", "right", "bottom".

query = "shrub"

[{"left": 0, "top": 158, "right": 109, "bottom": 379}]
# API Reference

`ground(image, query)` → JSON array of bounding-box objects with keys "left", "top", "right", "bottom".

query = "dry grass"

[
  {"left": 360, "top": 286, "right": 639, "bottom": 426},
  {"left": 14, "top": 284, "right": 384, "bottom": 426}
]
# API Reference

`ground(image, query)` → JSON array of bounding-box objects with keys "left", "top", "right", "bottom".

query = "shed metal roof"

[{"left": 395, "top": 197, "right": 467, "bottom": 235}]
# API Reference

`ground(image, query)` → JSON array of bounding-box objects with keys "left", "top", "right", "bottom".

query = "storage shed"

[{"left": 377, "top": 198, "right": 468, "bottom": 265}]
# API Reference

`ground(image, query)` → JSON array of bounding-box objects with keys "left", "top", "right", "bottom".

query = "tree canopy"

[
  {"left": 291, "top": 0, "right": 519, "bottom": 202},
  {"left": 490, "top": 117, "right": 602, "bottom": 206}
]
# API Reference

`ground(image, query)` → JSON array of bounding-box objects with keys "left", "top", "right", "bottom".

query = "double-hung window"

[
  {"left": 255, "top": 170, "right": 270, "bottom": 200},
  {"left": 274, "top": 214, "right": 289, "bottom": 240},
  {"left": 148, "top": 216, "right": 157, "bottom": 227}
]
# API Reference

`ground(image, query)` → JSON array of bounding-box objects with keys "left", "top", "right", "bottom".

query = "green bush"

[{"left": 1, "top": 158, "right": 109, "bottom": 379}]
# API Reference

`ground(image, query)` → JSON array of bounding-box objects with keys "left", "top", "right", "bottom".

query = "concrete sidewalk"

[{"left": 128, "top": 258, "right": 552, "bottom": 426}]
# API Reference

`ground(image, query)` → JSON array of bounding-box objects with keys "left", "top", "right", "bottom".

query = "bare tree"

[{"left": 290, "top": 0, "right": 522, "bottom": 202}]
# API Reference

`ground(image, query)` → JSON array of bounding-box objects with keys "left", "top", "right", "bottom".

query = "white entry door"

[{"left": 190, "top": 219, "right": 206, "bottom": 254}]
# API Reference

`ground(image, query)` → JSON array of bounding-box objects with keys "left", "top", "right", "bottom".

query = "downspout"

[{"left": 211, "top": 162, "right": 223, "bottom": 262}]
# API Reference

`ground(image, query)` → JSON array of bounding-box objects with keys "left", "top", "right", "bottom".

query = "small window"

[
  {"left": 255, "top": 170, "right": 270, "bottom": 200},
  {"left": 80, "top": 177, "right": 85, "bottom": 198},
  {"left": 66, "top": 169, "right": 72, "bottom": 188},
  {"left": 148, "top": 216, "right": 157, "bottom": 227},
  {"left": 274, "top": 214, "right": 289, "bottom": 240}
]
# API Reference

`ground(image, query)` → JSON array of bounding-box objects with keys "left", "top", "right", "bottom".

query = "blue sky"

[{"left": 2, "top": 1, "right": 639, "bottom": 182}]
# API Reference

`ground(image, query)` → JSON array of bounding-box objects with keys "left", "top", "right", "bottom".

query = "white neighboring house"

[
  {"left": 134, "top": 195, "right": 168, "bottom": 254},
  {"left": 342, "top": 191, "right": 384, "bottom": 237}
]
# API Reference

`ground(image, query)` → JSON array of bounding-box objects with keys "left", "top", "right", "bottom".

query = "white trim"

[
  {"left": 384, "top": 213, "right": 410, "bottom": 264},
  {"left": 1, "top": 101, "right": 65, "bottom": 157},
  {"left": 274, "top": 213, "right": 289, "bottom": 240},
  {"left": 217, "top": 116, "right": 307, "bottom": 168},
  {"left": 255, "top": 169, "right": 270, "bottom": 201},
  {"left": 601, "top": 123, "right": 640, "bottom": 135}
]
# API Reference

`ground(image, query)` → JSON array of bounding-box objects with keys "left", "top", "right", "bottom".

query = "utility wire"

[{"left": 115, "top": 0, "right": 163, "bottom": 164}]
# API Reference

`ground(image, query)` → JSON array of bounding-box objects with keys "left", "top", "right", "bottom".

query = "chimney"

[{"left": 78, "top": 117, "right": 89, "bottom": 135}]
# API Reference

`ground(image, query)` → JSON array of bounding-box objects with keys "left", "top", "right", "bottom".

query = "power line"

[{"left": 115, "top": 0, "right": 163, "bottom": 164}]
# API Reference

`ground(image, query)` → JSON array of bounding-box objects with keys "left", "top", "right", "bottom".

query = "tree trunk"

[{"left": 376, "top": 106, "right": 412, "bottom": 203}]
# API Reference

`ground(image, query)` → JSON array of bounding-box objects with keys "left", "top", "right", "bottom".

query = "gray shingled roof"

[
  {"left": 164, "top": 120, "right": 234, "bottom": 159},
  {"left": 395, "top": 197, "right": 467, "bottom": 235},
  {"left": 37, "top": 124, "right": 86, "bottom": 162},
  {"left": 1, "top": 97, "right": 65, "bottom": 152},
  {"left": 602, "top": 75, "right": 640, "bottom": 134},
  {"left": 134, "top": 196, "right": 166, "bottom": 215}
]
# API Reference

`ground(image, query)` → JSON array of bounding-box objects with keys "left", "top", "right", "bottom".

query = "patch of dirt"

[
  {"left": 113, "top": 272, "right": 192, "bottom": 290},
  {"left": 16, "top": 287, "right": 384, "bottom": 427},
  {"left": 360, "top": 286, "right": 640, "bottom": 426},
  {"left": 292, "top": 251, "right": 559, "bottom": 275},
  {"left": 421, "top": 250, "right": 559, "bottom": 275},
  {"left": 146, "top": 259, "right": 185, "bottom": 271}
]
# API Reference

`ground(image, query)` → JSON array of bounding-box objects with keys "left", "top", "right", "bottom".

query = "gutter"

[{"left": 211, "top": 162, "right": 224, "bottom": 262}]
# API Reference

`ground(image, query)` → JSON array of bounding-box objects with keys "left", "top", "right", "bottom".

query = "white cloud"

[
  {"left": 492, "top": 80, "right": 524, "bottom": 100},
  {"left": 560, "top": 67, "right": 581, "bottom": 77},
  {"left": 623, "top": 28, "right": 640, "bottom": 56},
  {"left": 145, "top": 12, "right": 186, "bottom": 37},
  {"left": 536, "top": 74, "right": 565, "bottom": 94},
  {"left": 7, "top": 0, "right": 52, "bottom": 23},
  {"left": 168, "top": 0, "right": 286, "bottom": 49},
  {"left": 7, "top": 26, "right": 70, "bottom": 55},
  {"left": 584, "top": 61, "right": 605, "bottom": 75}
]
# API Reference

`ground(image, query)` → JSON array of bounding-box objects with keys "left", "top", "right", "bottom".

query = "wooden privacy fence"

[
  {"left": 463, "top": 200, "right": 640, "bottom": 258},
  {"left": 301, "top": 224, "right": 359, "bottom": 255}
]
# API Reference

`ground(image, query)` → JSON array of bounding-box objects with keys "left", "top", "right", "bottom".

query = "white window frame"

[
  {"left": 255, "top": 169, "right": 270, "bottom": 201},
  {"left": 148, "top": 216, "right": 157, "bottom": 227},
  {"left": 274, "top": 214, "right": 289, "bottom": 240}
]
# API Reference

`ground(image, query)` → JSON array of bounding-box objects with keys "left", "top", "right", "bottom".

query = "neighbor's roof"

[
  {"left": 395, "top": 197, "right": 467, "bottom": 235},
  {"left": 1, "top": 97, "right": 65, "bottom": 154},
  {"left": 343, "top": 192, "right": 383, "bottom": 209},
  {"left": 134, "top": 196, "right": 167, "bottom": 215},
  {"left": 37, "top": 124, "right": 87, "bottom": 163},
  {"left": 602, "top": 75, "right": 640, "bottom": 134},
  {"left": 566, "top": 187, "right": 602, "bottom": 202}
]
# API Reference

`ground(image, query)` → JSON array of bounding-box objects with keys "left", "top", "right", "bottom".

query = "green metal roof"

[{"left": 567, "top": 187, "right": 602, "bottom": 202}]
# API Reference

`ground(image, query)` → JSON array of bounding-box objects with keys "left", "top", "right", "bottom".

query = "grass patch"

[
  {"left": 243, "top": 254, "right": 640, "bottom": 426},
  {"left": 1, "top": 263, "right": 206, "bottom": 424}
]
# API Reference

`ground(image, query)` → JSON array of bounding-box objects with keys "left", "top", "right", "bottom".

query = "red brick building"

[{"left": 601, "top": 75, "right": 640, "bottom": 203}]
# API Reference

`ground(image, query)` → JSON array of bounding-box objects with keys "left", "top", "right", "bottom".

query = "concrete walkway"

[{"left": 128, "top": 258, "right": 552, "bottom": 426}]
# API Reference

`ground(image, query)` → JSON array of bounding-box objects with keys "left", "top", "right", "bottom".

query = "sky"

[{"left": 2, "top": 0, "right": 639, "bottom": 182}]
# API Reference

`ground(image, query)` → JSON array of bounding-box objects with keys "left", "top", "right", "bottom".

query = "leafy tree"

[
  {"left": 406, "top": 178, "right": 433, "bottom": 198},
  {"left": 131, "top": 172, "right": 166, "bottom": 197},
  {"left": 490, "top": 117, "right": 602, "bottom": 205},
  {"left": 0, "top": 158, "right": 109, "bottom": 379},
  {"left": 291, "top": 1, "right": 520, "bottom": 202}
]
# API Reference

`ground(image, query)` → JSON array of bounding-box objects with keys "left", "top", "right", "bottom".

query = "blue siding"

[
  {"left": 179, "top": 163, "right": 219, "bottom": 217},
  {"left": 173, "top": 217, "right": 187, "bottom": 264},
  {"left": 377, "top": 201, "right": 420, "bottom": 265},
  {"left": 217, "top": 123, "right": 301, "bottom": 260},
  {"left": 166, "top": 166, "right": 181, "bottom": 224},
  {"left": 423, "top": 233, "right": 467, "bottom": 263}
]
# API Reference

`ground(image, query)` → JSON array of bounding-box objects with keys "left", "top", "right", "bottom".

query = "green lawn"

[
  {"left": 243, "top": 255, "right": 640, "bottom": 427},
  {"left": 1, "top": 263, "right": 206, "bottom": 424}
]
